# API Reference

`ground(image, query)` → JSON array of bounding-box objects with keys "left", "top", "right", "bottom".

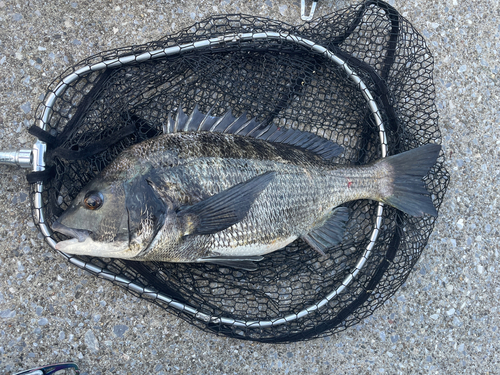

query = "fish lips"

[
  {"left": 52, "top": 220, "right": 91, "bottom": 243},
  {"left": 52, "top": 219, "right": 132, "bottom": 257}
]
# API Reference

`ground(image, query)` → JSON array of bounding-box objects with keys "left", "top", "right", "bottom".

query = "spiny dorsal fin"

[
  {"left": 185, "top": 104, "right": 205, "bottom": 131},
  {"left": 164, "top": 105, "right": 344, "bottom": 160},
  {"left": 175, "top": 105, "right": 189, "bottom": 131},
  {"left": 210, "top": 109, "right": 238, "bottom": 133}
]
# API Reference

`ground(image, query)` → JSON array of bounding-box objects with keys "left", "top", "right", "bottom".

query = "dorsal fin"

[
  {"left": 175, "top": 105, "right": 189, "bottom": 131},
  {"left": 211, "top": 110, "right": 238, "bottom": 133},
  {"left": 163, "top": 105, "right": 344, "bottom": 160}
]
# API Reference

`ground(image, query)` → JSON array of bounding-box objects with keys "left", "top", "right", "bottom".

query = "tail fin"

[{"left": 379, "top": 143, "right": 441, "bottom": 217}]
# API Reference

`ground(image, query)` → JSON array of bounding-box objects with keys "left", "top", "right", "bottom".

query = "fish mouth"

[
  {"left": 51, "top": 220, "right": 131, "bottom": 257},
  {"left": 51, "top": 220, "right": 91, "bottom": 243}
]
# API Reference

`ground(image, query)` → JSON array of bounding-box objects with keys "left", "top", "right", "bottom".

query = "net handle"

[{"left": 31, "top": 31, "right": 387, "bottom": 329}]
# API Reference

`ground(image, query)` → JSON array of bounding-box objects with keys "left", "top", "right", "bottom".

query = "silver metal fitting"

[
  {"left": 301, "top": 0, "right": 318, "bottom": 21},
  {"left": 0, "top": 149, "right": 33, "bottom": 168}
]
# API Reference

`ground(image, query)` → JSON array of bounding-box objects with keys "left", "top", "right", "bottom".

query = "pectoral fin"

[
  {"left": 179, "top": 171, "right": 275, "bottom": 236},
  {"left": 198, "top": 255, "right": 265, "bottom": 271},
  {"left": 301, "top": 207, "right": 349, "bottom": 255}
]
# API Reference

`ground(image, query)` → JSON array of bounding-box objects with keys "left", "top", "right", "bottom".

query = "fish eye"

[{"left": 83, "top": 191, "right": 104, "bottom": 210}]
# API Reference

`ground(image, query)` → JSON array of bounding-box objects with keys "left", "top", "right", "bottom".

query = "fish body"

[{"left": 53, "top": 107, "right": 441, "bottom": 270}]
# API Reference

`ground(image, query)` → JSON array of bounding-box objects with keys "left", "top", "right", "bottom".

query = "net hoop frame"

[{"left": 30, "top": 31, "right": 389, "bottom": 329}]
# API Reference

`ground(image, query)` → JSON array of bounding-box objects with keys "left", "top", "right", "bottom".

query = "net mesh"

[{"left": 28, "top": 0, "right": 449, "bottom": 342}]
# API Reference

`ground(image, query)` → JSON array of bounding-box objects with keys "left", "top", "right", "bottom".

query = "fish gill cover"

[{"left": 28, "top": 0, "right": 449, "bottom": 342}]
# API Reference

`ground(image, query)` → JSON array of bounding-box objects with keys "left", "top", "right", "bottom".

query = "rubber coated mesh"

[{"left": 29, "top": 0, "right": 449, "bottom": 342}]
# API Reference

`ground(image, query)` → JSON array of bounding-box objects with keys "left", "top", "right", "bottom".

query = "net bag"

[{"left": 27, "top": 0, "right": 449, "bottom": 343}]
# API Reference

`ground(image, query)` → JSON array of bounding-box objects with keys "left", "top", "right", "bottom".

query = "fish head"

[{"left": 52, "top": 175, "right": 133, "bottom": 258}]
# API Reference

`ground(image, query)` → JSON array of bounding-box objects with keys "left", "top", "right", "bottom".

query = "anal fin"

[{"left": 301, "top": 207, "right": 349, "bottom": 255}]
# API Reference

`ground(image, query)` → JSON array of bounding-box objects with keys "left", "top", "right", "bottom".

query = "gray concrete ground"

[{"left": 0, "top": 0, "right": 499, "bottom": 374}]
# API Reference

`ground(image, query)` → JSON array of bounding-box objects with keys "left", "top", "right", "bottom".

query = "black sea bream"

[{"left": 52, "top": 106, "right": 441, "bottom": 270}]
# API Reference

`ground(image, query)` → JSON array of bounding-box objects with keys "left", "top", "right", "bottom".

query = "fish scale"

[
  {"left": 131, "top": 135, "right": 381, "bottom": 260},
  {"left": 53, "top": 107, "right": 440, "bottom": 270}
]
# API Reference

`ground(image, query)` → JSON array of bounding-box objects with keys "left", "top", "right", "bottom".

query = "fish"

[{"left": 52, "top": 105, "right": 441, "bottom": 270}]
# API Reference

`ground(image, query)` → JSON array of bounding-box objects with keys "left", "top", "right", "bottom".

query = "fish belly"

[{"left": 211, "top": 235, "right": 299, "bottom": 257}]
